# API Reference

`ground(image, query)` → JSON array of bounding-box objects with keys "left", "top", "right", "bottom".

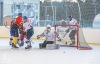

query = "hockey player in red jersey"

[{"left": 11, "top": 13, "right": 23, "bottom": 48}]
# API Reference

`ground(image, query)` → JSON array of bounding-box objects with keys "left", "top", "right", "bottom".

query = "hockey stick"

[
  {"left": 61, "top": 32, "right": 68, "bottom": 43},
  {"left": 63, "top": 31, "right": 68, "bottom": 38},
  {"left": 4, "top": 22, "right": 10, "bottom": 29},
  {"left": 56, "top": 30, "right": 69, "bottom": 46}
]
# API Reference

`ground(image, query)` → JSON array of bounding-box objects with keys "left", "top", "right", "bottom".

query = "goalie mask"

[{"left": 46, "top": 25, "right": 51, "bottom": 32}]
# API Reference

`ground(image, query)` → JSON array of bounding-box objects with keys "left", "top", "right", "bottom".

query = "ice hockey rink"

[
  {"left": 0, "top": 38, "right": 100, "bottom": 64},
  {"left": 0, "top": 0, "right": 100, "bottom": 64}
]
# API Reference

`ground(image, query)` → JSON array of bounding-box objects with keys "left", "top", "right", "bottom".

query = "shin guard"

[{"left": 12, "top": 37, "right": 18, "bottom": 45}]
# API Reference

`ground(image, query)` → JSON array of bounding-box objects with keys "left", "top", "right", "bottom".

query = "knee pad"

[{"left": 10, "top": 38, "right": 13, "bottom": 40}]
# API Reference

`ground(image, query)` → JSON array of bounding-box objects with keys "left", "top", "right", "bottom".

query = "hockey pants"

[
  {"left": 41, "top": 40, "right": 54, "bottom": 48},
  {"left": 69, "top": 30, "right": 76, "bottom": 44}
]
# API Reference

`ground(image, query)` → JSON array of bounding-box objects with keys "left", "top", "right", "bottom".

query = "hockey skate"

[
  {"left": 12, "top": 43, "right": 19, "bottom": 49},
  {"left": 25, "top": 40, "right": 32, "bottom": 49},
  {"left": 9, "top": 38, "right": 13, "bottom": 46},
  {"left": 68, "top": 43, "right": 75, "bottom": 47},
  {"left": 9, "top": 40, "right": 12, "bottom": 46},
  {"left": 68, "top": 40, "right": 76, "bottom": 47},
  {"left": 25, "top": 45, "right": 32, "bottom": 49}
]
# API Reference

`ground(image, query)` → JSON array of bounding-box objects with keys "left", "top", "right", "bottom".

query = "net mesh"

[
  {"left": 78, "top": 28, "right": 92, "bottom": 50},
  {"left": 55, "top": 24, "right": 92, "bottom": 50}
]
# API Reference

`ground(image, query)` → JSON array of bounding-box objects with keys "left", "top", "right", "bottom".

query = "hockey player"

[
  {"left": 9, "top": 16, "right": 19, "bottom": 46},
  {"left": 11, "top": 13, "right": 23, "bottom": 48},
  {"left": 37, "top": 25, "right": 55, "bottom": 49},
  {"left": 18, "top": 16, "right": 34, "bottom": 47},
  {"left": 10, "top": 18, "right": 19, "bottom": 48},
  {"left": 65, "top": 16, "right": 78, "bottom": 45},
  {"left": 15, "top": 13, "right": 25, "bottom": 47},
  {"left": 23, "top": 16, "right": 34, "bottom": 49}
]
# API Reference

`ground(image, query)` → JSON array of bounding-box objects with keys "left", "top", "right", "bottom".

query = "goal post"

[{"left": 54, "top": 24, "right": 92, "bottom": 50}]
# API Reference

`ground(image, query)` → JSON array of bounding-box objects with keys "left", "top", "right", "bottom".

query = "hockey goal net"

[{"left": 54, "top": 24, "right": 92, "bottom": 50}]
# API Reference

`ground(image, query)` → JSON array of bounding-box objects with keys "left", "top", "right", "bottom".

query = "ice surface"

[{"left": 0, "top": 38, "right": 100, "bottom": 64}]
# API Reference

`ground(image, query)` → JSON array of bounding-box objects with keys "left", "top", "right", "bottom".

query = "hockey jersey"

[
  {"left": 15, "top": 16, "right": 22, "bottom": 26},
  {"left": 23, "top": 19, "right": 33, "bottom": 32},
  {"left": 69, "top": 18, "right": 77, "bottom": 30},
  {"left": 41, "top": 29, "right": 55, "bottom": 41}
]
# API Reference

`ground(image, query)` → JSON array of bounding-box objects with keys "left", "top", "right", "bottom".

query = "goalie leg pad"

[{"left": 41, "top": 40, "right": 47, "bottom": 48}]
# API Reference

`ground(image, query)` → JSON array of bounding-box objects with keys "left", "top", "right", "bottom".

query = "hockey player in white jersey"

[
  {"left": 37, "top": 25, "right": 55, "bottom": 49},
  {"left": 23, "top": 16, "right": 34, "bottom": 49},
  {"left": 65, "top": 16, "right": 78, "bottom": 45},
  {"left": 19, "top": 16, "right": 34, "bottom": 47}
]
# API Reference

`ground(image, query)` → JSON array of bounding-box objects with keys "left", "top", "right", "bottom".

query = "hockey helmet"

[
  {"left": 68, "top": 16, "right": 72, "bottom": 19},
  {"left": 23, "top": 16, "right": 28, "bottom": 20}
]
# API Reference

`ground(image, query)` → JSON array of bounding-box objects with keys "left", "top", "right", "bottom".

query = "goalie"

[
  {"left": 65, "top": 16, "right": 78, "bottom": 46},
  {"left": 37, "top": 25, "right": 55, "bottom": 49}
]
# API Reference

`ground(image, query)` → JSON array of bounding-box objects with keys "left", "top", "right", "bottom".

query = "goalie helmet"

[
  {"left": 46, "top": 25, "right": 51, "bottom": 32},
  {"left": 46, "top": 24, "right": 51, "bottom": 28}
]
